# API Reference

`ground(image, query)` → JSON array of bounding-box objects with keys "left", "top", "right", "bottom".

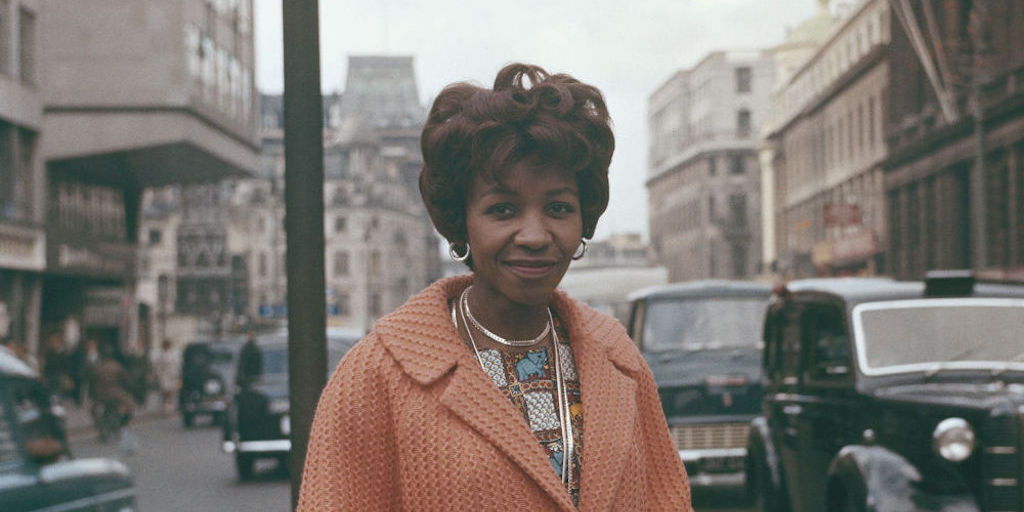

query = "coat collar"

[
  {"left": 375, "top": 275, "right": 643, "bottom": 511},
  {"left": 375, "top": 275, "right": 640, "bottom": 386}
]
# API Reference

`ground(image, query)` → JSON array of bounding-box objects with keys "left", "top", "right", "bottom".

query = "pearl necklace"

[
  {"left": 460, "top": 286, "right": 550, "bottom": 347},
  {"left": 451, "top": 295, "right": 574, "bottom": 487}
]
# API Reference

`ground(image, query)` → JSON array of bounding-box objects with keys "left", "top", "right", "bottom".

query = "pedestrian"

[
  {"left": 299, "top": 63, "right": 692, "bottom": 511},
  {"left": 42, "top": 333, "right": 75, "bottom": 400},
  {"left": 154, "top": 339, "right": 180, "bottom": 413},
  {"left": 89, "top": 343, "right": 137, "bottom": 453}
]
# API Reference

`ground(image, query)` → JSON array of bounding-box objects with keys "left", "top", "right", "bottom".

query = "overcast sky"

[{"left": 254, "top": 0, "right": 820, "bottom": 241}]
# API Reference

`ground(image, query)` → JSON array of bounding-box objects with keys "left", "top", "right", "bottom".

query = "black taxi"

[
  {"left": 221, "top": 328, "right": 360, "bottom": 480},
  {"left": 748, "top": 271, "right": 1024, "bottom": 512},
  {"left": 627, "top": 280, "right": 772, "bottom": 491},
  {"left": 0, "top": 348, "right": 136, "bottom": 511}
]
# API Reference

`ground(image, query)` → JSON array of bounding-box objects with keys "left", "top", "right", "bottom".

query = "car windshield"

[
  {"left": 255, "top": 343, "right": 352, "bottom": 379},
  {"left": 854, "top": 298, "right": 1024, "bottom": 374},
  {"left": 643, "top": 297, "right": 768, "bottom": 351}
]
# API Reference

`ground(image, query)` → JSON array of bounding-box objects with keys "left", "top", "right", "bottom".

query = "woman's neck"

[{"left": 464, "top": 284, "right": 551, "bottom": 342}]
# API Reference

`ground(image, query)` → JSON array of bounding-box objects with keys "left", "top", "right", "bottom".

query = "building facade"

[
  {"left": 0, "top": 0, "right": 45, "bottom": 355},
  {"left": 648, "top": 50, "right": 772, "bottom": 282},
  {"left": 884, "top": 0, "right": 1024, "bottom": 281},
  {"left": 39, "top": 0, "right": 258, "bottom": 356},
  {"left": 765, "top": 0, "right": 890, "bottom": 278}
]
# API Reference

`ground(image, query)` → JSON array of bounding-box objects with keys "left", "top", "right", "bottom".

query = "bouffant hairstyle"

[{"left": 419, "top": 63, "right": 614, "bottom": 246}]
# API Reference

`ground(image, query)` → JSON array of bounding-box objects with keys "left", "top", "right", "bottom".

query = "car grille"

[
  {"left": 981, "top": 413, "right": 1022, "bottom": 512},
  {"left": 670, "top": 422, "right": 749, "bottom": 451}
]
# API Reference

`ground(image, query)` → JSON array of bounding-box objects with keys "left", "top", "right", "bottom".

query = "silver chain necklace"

[
  {"left": 460, "top": 286, "right": 550, "bottom": 347},
  {"left": 451, "top": 294, "right": 574, "bottom": 487}
]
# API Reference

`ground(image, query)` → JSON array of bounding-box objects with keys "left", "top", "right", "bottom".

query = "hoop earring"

[
  {"left": 572, "top": 239, "right": 587, "bottom": 260},
  {"left": 449, "top": 242, "right": 470, "bottom": 262}
]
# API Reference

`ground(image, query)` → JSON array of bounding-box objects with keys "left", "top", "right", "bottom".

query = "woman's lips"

[{"left": 504, "top": 260, "right": 557, "bottom": 278}]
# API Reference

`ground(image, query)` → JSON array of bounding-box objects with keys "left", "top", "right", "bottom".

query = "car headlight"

[
  {"left": 933, "top": 417, "right": 975, "bottom": 462},
  {"left": 280, "top": 415, "right": 291, "bottom": 436},
  {"left": 203, "top": 379, "right": 223, "bottom": 395},
  {"left": 268, "top": 398, "right": 290, "bottom": 414}
]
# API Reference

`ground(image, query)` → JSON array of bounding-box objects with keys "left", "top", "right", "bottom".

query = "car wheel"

[
  {"left": 182, "top": 413, "right": 194, "bottom": 428},
  {"left": 236, "top": 453, "right": 255, "bottom": 481}
]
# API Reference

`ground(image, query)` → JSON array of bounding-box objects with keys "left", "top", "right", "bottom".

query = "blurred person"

[
  {"left": 76, "top": 337, "right": 101, "bottom": 405},
  {"left": 42, "top": 333, "right": 75, "bottom": 401},
  {"left": 3, "top": 337, "right": 39, "bottom": 372},
  {"left": 154, "top": 338, "right": 180, "bottom": 413},
  {"left": 235, "top": 329, "right": 262, "bottom": 387},
  {"left": 88, "top": 343, "right": 137, "bottom": 453},
  {"left": 299, "top": 63, "right": 692, "bottom": 511}
]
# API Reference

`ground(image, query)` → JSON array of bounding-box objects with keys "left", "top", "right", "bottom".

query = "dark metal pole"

[{"left": 282, "top": 0, "right": 325, "bottom": 508}]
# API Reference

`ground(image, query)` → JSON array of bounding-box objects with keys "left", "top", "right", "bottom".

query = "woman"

[{"left": 299, "top": 63, "right": 692, "bottom": 511}]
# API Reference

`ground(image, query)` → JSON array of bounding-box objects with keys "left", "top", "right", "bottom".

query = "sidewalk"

[{"left": 63, "top": 392, "right": 172, "bottom": 441}]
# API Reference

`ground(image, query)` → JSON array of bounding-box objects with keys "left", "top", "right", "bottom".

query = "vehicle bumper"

[
  {"left": 679, "top": 448, "right": 747, "bottom": 489},
  {"left": 222, "top": 439, "right": 291, "bottom": 454}
]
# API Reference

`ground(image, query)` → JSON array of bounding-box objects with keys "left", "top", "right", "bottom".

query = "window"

[
  {"left": 735, "top": 66, "right": 752, "bottom": 93},
  {"left": 0, "top": 0, "right": 10, "bottom": 76},
  {"left": 730, "top": 154, "right": 745, "bottom": 174},
  {"left": 729, "top": 194, "right": 747, "bottom": 226},
  {"left": 149, "top": 229, "right": 162, "bottom": 245},
  {"left": 17, "top": 7, "right": 34, "bottom": 85},
  {"left": 708, "top": 195, "right": 716, "bottom": 219},
  {"left": 334, "top": 251, "right": 349, "bottom": 277},
  {"left": 806, "top": 306, "right": 851, "bottom": 382},
  {"left": 370, "top": 293, "right": 381, "bottom": 317},
  {"left": 258, "top": 252, "right": 267, "bottom": 277},
  {"left": 737, "top": 109, "right": 751, "bottom": 138},
  {"left": 337, "top": 293, "right": 350, "bottom": 316},
  {"left": 708, "top": 156, "right": 717, "bottom": 176},
  {"left": 868, "top": 96, "right": 876, "bottom": 150},
  {"left": 370, "top": 250, "right": 380, "bottom": 275},
  {"left": 334, "top": 215, "right": 346, "bottom": 233}
]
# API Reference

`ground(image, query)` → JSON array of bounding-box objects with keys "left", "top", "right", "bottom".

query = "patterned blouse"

[{"left": 474, "top": 320, "right": 583, "bottom": 507}]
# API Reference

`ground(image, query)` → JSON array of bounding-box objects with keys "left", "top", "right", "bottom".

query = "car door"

[
  {"left": 788, "top": 301, "right": 855, "bottom": 512},
  {"left": 765, "top": 299, "right": 812, "bottom": 512}
]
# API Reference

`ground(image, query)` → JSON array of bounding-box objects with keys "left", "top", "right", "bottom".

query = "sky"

[{"left": 254, "top": 0, "right": 821, "bottom": 241}]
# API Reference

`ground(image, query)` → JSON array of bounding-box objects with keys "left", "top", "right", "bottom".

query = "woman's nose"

[{"left": 513, "top": 213, "right": 550, "bottom": 249}]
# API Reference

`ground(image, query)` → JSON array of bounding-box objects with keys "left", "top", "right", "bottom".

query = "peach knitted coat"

[{"left": 298, "top": 275, "right": 692, "bottom": 511}]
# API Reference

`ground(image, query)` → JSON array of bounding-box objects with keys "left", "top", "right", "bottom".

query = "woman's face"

[{"left": 464, "top": 161, "right": 583, "bottom": 308}]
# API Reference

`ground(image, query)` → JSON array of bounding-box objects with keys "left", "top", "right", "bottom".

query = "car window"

[
  {"left": 641, "top": 297, "right": 768, "bottom": 351},
  {"left": 854, "top": 298, "right": 1024, "bottom": 374},
  {"left": 779, "top": 305, "right": 804, "bottom": 386},
  {"left": 805, "top": 305, "right": 851, "bottom": 382}
]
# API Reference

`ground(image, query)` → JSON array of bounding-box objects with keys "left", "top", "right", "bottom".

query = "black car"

[
  {"left": 627, "top": 280, "right": 772, "bottom": 491},
  {"left": 179, "top": 339, "right": 242, "bottom": 428},
  {"left": 0, "top": 349, "right": 136, "bottom": 511},
  {"left": 222, "top": 328, "right": 361, "bottom": 480},
  {"left": 747, "top": 271, "right": 1024, "bottom": 512}
]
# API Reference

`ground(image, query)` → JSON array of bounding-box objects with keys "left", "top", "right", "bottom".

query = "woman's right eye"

[{"left": 486, "top": 204, "right": 516, "bottom": 218}]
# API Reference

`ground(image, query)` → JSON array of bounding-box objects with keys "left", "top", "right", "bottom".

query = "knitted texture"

[{"left": 298, "top": 275, "right": 693, "bottom": 511}]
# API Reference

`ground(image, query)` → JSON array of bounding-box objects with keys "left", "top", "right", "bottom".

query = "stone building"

[
  {"left": 884, "top": 0, "right": 1024, "bottom": 281},
  {"left": 647, "top": 50, "right": 773, "bottom": 282},
  {"left": 764, "top": 0, "right": 890, "bottom": 278},
  {"left": 1, "top": 0, "right": 257, "bottom": 358},
  {"left": 0, "top": 0, "right": 45, "bottom": 355},
  {"left": 231, "top": 56, "right": 440, "bottom": 332}
]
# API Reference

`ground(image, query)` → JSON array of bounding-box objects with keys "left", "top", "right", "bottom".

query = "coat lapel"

[
  {"left": 439, "top": 356, "right": 578, "bottom": 510},
  {"left": 376, "top": 276, "right": 576, "bottom": 510},
  {"left": 556, "top": 294, "right": 642, "bottom": 512}
]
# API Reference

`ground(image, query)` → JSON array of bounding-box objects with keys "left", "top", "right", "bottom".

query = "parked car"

[
  {"left": 0, "top": 348, "right": 136, "bottom": 511},
  {"left": 747, "top": 271, "right": 1024, "bottom": 512},
  {"left": 222, "top": 328, "right": 361, "bottom": 480},
  {"left": 627, "top": 280, "right": 772, "bottom": 491},
  {"left": 180, "top": 338, "right": 243, "bottom": 428}
]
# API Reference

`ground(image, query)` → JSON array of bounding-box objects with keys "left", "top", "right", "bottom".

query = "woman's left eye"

[{"left": 547, "top": 202, "right": 577, "bottom": 216}]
